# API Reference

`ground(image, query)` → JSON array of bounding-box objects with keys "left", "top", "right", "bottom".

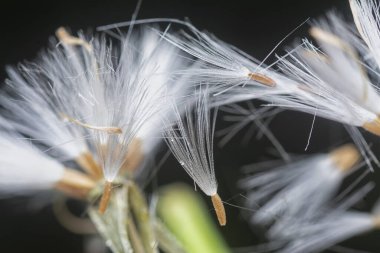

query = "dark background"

[{"left": 1, "top": 0, "right": 380, "bottom": 252}]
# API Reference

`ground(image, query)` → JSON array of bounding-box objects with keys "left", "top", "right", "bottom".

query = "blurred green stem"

[
  {"left": 128, "top": 181, "right": 158, "bottom": 253},
  {"left": 127, "top": 216, "right": 146, "bottom": 253},
  {"left": 154, "top": 219, "right": 186, "bottom": 253},
  {"left": 157, "top": 183, "right": 231, "bottom": 253}
]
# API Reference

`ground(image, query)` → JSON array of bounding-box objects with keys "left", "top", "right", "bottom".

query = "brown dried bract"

[
  {"left": 55, "top": 168, "right": 97, "bottom": 199},
  {"left": 76, "top": 151, "right": 103, "bottom": 180}
]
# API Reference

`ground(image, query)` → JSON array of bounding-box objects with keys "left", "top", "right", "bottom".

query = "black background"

[{"left": 1, "top": 0, "right": 380, "bottom": 252}]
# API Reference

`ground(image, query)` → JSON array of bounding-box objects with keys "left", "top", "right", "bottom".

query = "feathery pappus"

[
  {"left": 1, "top": 64, "right": 96, "bottom": 174},
  {"left": 160, "top": 24, "right": 299, "bottom": 104},
  {"left": 164, "top": 87, "right": 226, "bottom": 226},
  {"left": 272, "top": 22, "right": 380, "bottom": 136},
  {"left": 258, "top": 13, "right": 380, "bottom": 168},
  {"left": 217, "top": 102, "right": 288, "bottom": 161},
  {"left": 240, "top": 144, "right": 361, "bottom": 227}
]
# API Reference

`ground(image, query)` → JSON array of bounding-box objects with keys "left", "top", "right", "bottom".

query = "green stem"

[
  {"left": 127, "top": 216, "right": 146, "bottom": 253},
  {"left": 128, "top": 181, "right": 157, "bottom": 253},
  {"left": 157, "top": 183, "right": 231, "bottom": 253}
]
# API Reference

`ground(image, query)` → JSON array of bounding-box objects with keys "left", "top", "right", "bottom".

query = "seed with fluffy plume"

[{"left": 164, "top": 87, "right": 226, "bottom": 225}]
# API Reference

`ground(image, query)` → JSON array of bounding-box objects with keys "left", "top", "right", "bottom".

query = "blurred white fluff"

[
  {"left": 0, "top": 129, "right": 64, "bottom": 194},
  {"left": 278, "top": 212, "right": 374, "bottom": 253},
  {"left": 240, "top": 144, "right": 360, "bottom": 226},
  {"left": 164, "top": 88, "right": 217, "bottom": 196},
  {"left": 271, "top": 183, "right": 377, "bottom": 253}
]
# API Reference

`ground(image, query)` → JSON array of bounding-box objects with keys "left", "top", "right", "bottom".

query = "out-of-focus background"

[{"left": 1, "top": 0, "right": 380, "bottom": 252}]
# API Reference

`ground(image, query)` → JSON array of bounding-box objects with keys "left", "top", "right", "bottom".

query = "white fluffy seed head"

[
  {"left": 55, "top": 27, "right": 192, "bottom": 181},
  {"left": 164, "top": 87, "right": 218, "bottom": 196}
]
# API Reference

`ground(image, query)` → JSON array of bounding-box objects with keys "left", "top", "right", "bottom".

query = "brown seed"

[
  {"left": 248, "top": 73, "right": 276, "bottom": 87},
  {"left": 363, "top": 117, "right": 380, "bottom": 136},
  {"left": 98, "top": 181, "right": 113, "bottom": 214},
  {"left": 211, "top": 193, "right": 226, "bottom": 226}
]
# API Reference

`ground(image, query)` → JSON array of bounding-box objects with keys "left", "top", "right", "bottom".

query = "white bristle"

[
  {"left": 267, "top": 13, "right": 380, "bottom": 127},
  {"left": 310, "top": 15, "right": 380, "bottom": 115},
  {"left": 89, "top": 33, "right": 164, "bottom": 181},
  {"left": 349, "top": 0, "right": 380, "bottom": 70},
  {"left": 1, "top": 65, "right": 89, "bottom": 160},
  {"left": 160, "top": 25, "right": 293, "bottom": 101},
  {"left": 272, "top": 39, "right": 377, "bottom": 127},
  {"left": 262, "top": 15, "right": 380, "bottom": 166},
  {"left": 133, "top": 28, "right": 192, "bottom": 156},
  {"left": 164, "top": 88, "right": 217, "bottom": 196},
  {"left": 218, "top": 102, "right": 289, "bottom": 161},
  {"left": 2, "top": 27, "right": 193, "bottom": 181}
]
